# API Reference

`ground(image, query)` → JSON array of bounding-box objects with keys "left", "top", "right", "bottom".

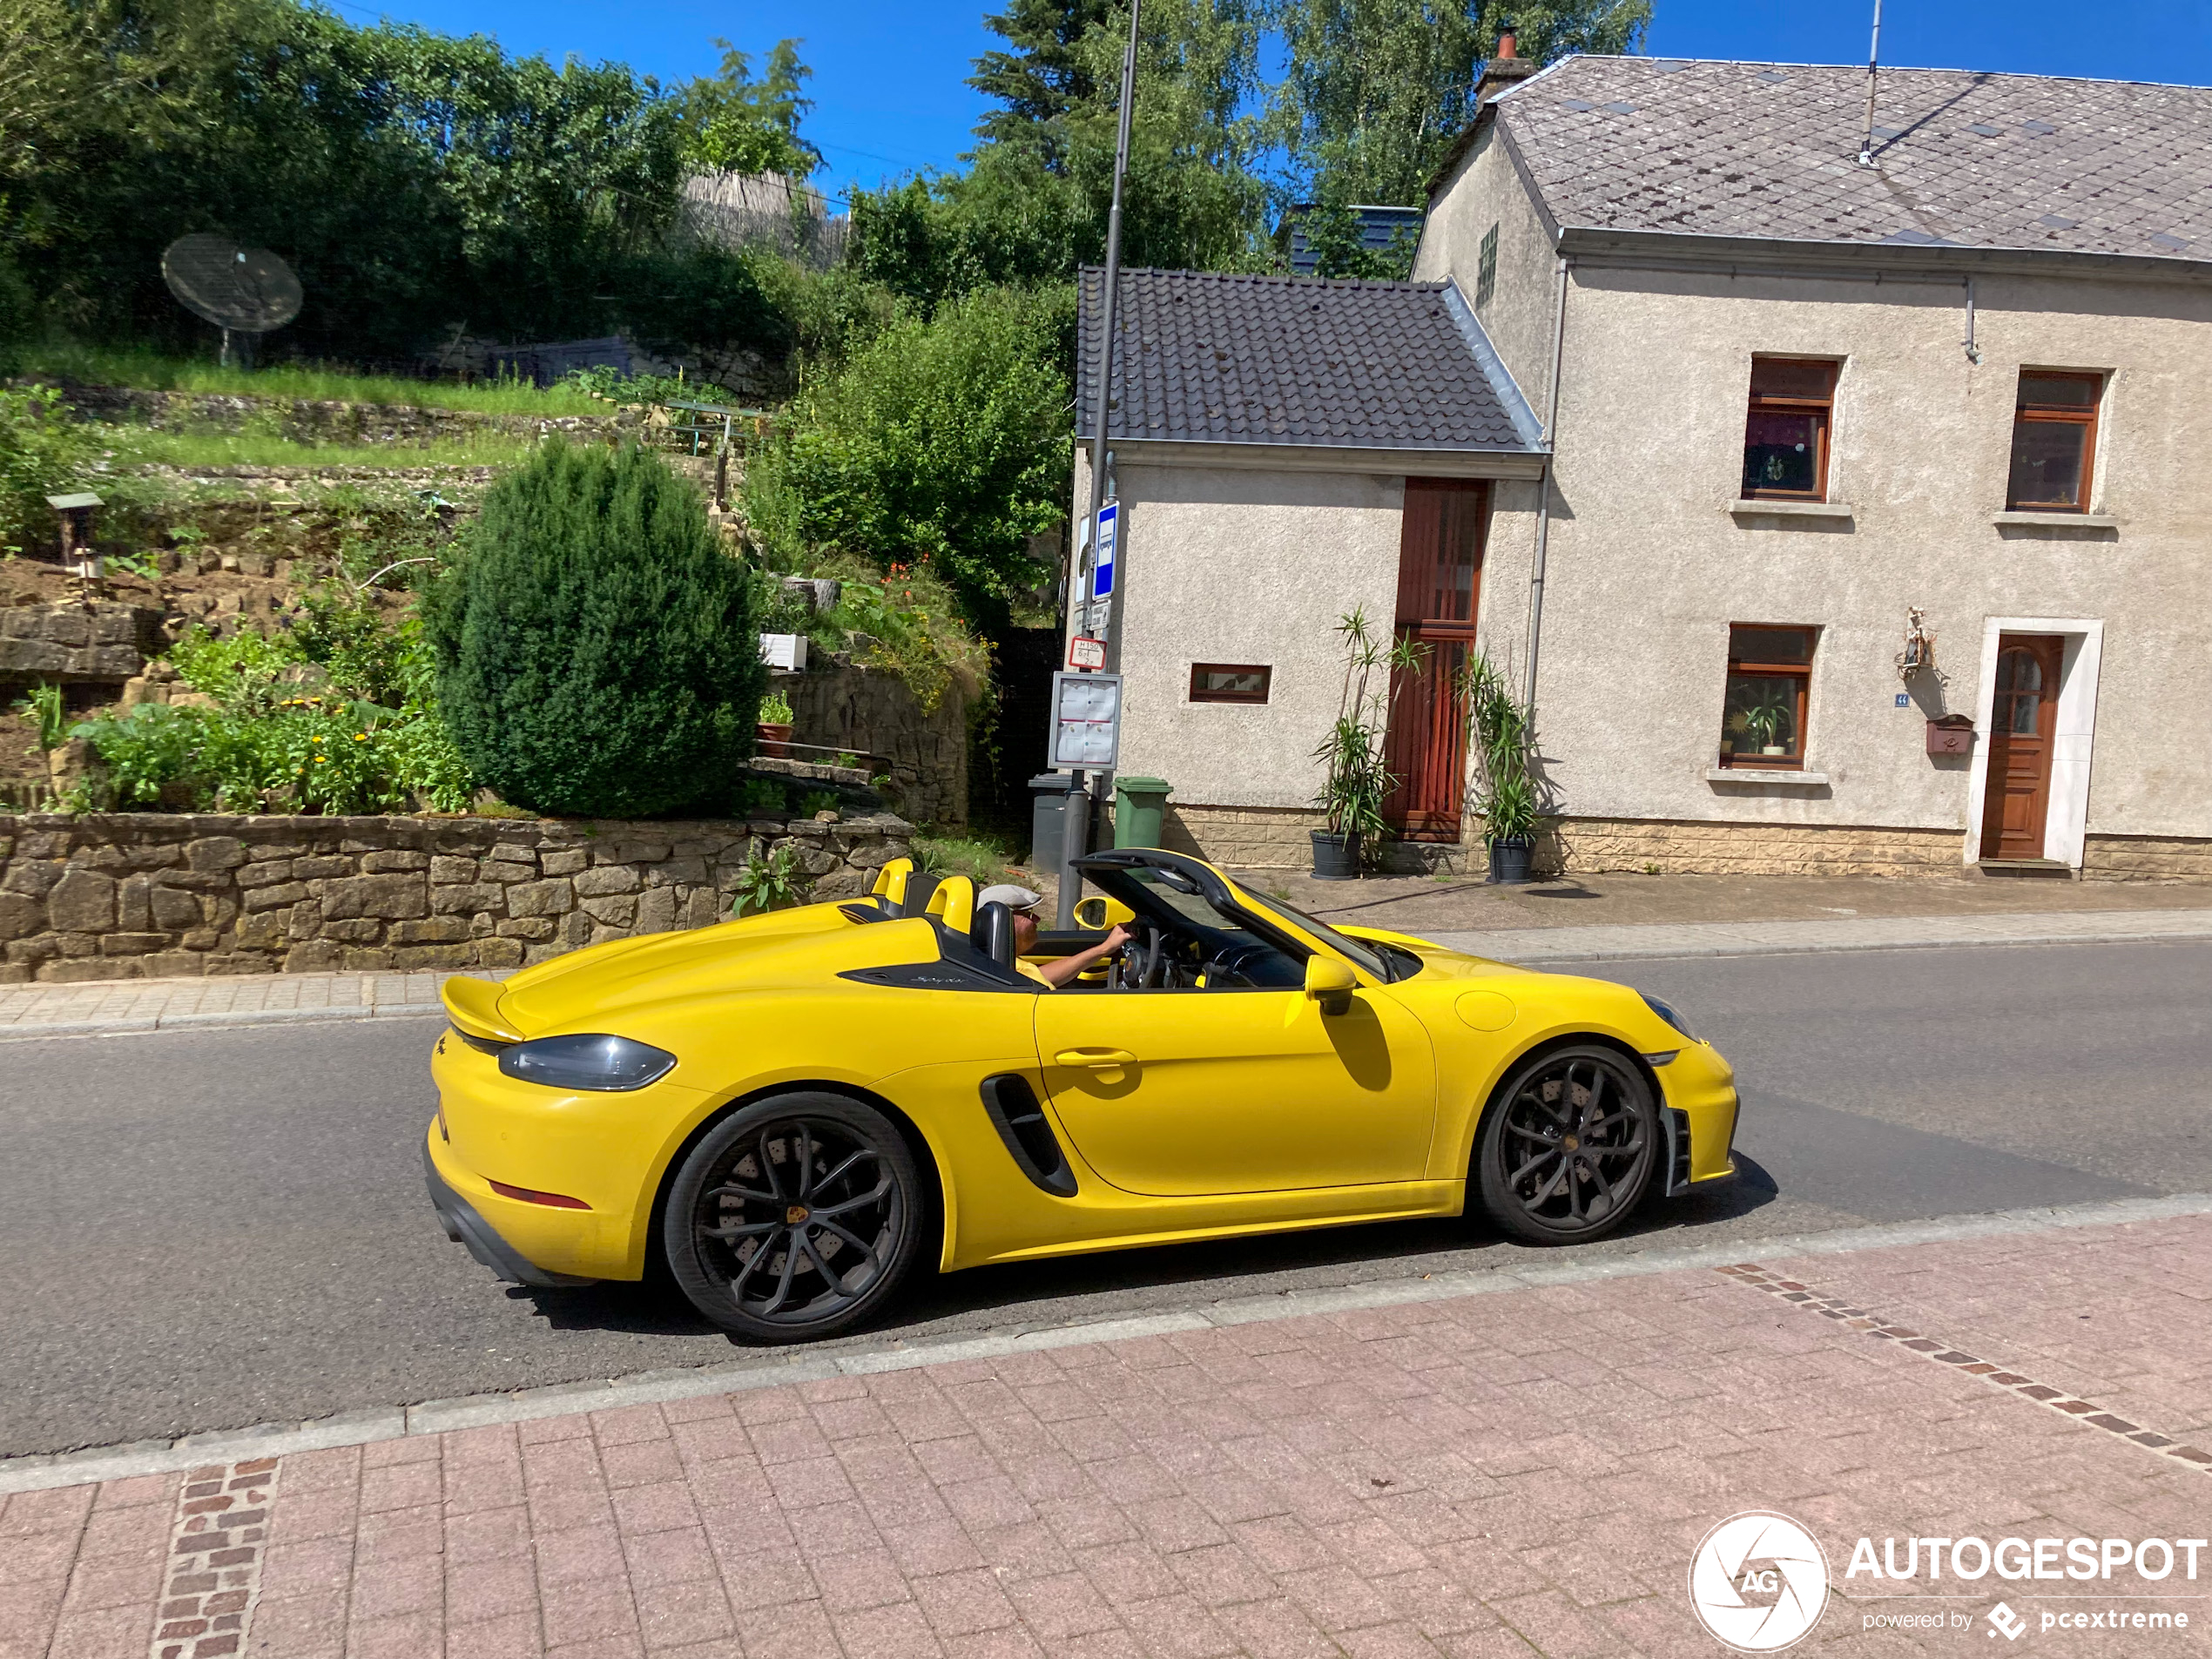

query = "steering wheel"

[
  {"left": 1114, "top": 922, "right": 1169, "bottom": 990},
  {"left": 1203, "top": 944, "right": 1271, "bottom": 988}
]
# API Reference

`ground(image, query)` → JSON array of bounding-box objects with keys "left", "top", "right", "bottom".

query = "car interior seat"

[{"left": 971, "top": 900, "right": 1015, "bottom": 970}]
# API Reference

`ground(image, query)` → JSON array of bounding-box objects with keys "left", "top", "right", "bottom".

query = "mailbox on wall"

[{"left": 1926, "top": 714, "right": 1975, "bottom": 756}]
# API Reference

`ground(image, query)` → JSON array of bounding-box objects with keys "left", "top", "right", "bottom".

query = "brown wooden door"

[
  {"left": 1979, "top": 634, "right": 2064, "bottom": 860},
  {"left": 1383, "top": 480, "right": 1487, "bottom": 840}
]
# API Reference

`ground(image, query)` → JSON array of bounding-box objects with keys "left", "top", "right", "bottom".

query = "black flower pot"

[
  {"left": 1310, "top": 829, "right": 1360, "bottom": 881},
  {"left": 1487, "top": 834, "right": 1534, "bottom": 885}
]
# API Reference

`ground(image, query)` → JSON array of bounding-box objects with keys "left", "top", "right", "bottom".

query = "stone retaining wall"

[
  {"left": 0, "top": 810, "right": 911, "bottom": 983},
  {"left": 41, "top": 384, "right": 635, "bottom": 446}
]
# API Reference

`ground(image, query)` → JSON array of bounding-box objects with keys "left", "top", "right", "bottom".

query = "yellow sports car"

[{"left": 425, "top": 848, "right": 1737, "bottom": 1342}]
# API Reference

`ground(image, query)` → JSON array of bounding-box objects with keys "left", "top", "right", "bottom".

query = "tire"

[
  {"left": 664, "top": 1092, "right": 924, "bottom": 1341},
  {"left": 1474, "top": 1044, "right": 1658, "bottom": 1244}
]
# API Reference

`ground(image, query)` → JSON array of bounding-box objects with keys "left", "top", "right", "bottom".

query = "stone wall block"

[
  {"left": 361, "top": 851, "right": 430, "bottom": 873},
  {"left": 99, "top": 934, "right": 167, "bottom": 956},
  {"left": 433, "top": 883, "right": 508, "bottom": 916},
  {"left": 284, "top": 941, "right": 343, "bottom": 974},
  {"left": 291, "top": 855, "right": 354, "bottom": 880},
  {"left": 234, "top": 861, "right": 295, "bottom": 889},
  {"left": 318, "top": 917, "right": 381, "bottom": 944},
  {"left": 6, "top": 935, "right": 60, "bottom": 965},
  {"left": 572, "top": 867, "right": 641, "bottom": 897},
  {"left": 580, "top": 894, "right": 637, "bottom": 927},
  {"left": 117, "top": 874, "right": 152, "bottom": 932},
  {"left": 391, "top": 943, "right": 475, "bottom": 969},
  {"left": 475, "top": 937, "right": 526, "bottom": 968},
  {"left": 429, "top": 856, "right": 478, "bottom": 884},
  {"left": 0, "top": 892, "right": 44, "bottom": 941},
  {"left": 140, "top": 951, "right": 206, "bottom": 978},
  {"left": 390, "top": 917, "right": 470, "bottom": 945},
  {"left": 185, "top": 837, "right": 248, "bottom": 873},
  {"left": 633, "top": 887, "right": 678, "bottom": 934},
  {"left": 242, "top": 882, "right": 308, "bottom": 913},
  {"left": 321, "top": 873, "right": 429, "bottom": 921},
  {"left": 481, "top": 862, "right": 536, "bottom": 884},
  {"left": 47, "top": 869, "right": 117, "bottom": 933},
  {"left": 597, "top": 840, "right": 671, "bottom": 865},
  {"left": 233, "top": 912, "right": 288, "bottom": 952},
  {"left": 682, "top": 891, "right": 722, "bottom": 929},
  {"left": 507, "top": 879, "right": 575, "bottom": 919},
  {"left": 496, "top": 918, "right": 556, "bottom": 941},
  {"left": 5, "top": 861, "right": 64, "bottom": 898},
  {"left": 540, "top": 849, "right": 588, "bottom": 876},
  {"left": 487, "top": 844, "right": 537, "bottom": 866}
]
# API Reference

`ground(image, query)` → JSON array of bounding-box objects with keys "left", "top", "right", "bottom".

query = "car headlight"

[
  {"left": 1640, "top": 994, "right": 1696, "bottom": 1042},
  {"left": 496, "top": 1034, "right": 677, "bottom": 1091}
]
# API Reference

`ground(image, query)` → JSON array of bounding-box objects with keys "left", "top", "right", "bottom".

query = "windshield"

[{"left": 1235, "top": 888, "right": 1410, "bottom": 982}]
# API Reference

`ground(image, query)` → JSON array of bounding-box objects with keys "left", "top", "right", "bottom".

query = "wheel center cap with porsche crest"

[
  {"left": 786, "top": 1205, "right": 810, "bottom": 1225},
  {"left": 1563, "top": 1135, "right": 1581, "bottom": 1151}
]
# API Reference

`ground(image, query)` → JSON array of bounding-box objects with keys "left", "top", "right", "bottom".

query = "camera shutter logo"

[{"left": 1688, "top": 1511, "right": 1831, "bottom": 1652}]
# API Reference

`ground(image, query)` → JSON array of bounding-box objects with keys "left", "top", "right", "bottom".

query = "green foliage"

[
  {"left": 914, "top": 831, "right": 1018, "bottom": 887},
  {"left": 1265, "top": 0, "right": 1649, "bottom": 209},
  {"left": 100, "top": 428, "right": 533, "bottom": 474},
  {"left": 798, "top": 789, "right": 840, "bottom": 817},
  {"left": 759, "top": 689, "right": 794, "bottom": 725},
  {"left": 559, "top": 366, "right": 741, "bottom": 408},
  {"left": 0, "top": 252, "right": 34, "bottom": 374},
  {"left": 1295, "top": 197, "right": 1419, "bottom": 280},
  {"left": 740, "top": 778, "right": 789, "bottom": 816},
  {"left": 680, "top": 39, "right": 820, "bottom": 177},
  {"left": 427, "top": 441, "right": 765, "bottom": 818},
  {"left": 12, "top": 681, "right": 66, "bottom": 751},
  {"left": 744, "top": 290, "right": 1069, "bottom": 626},
  {"left": 728, "top": 840, "right": 806, "bottom": 916},
  {"left": 169, "top": 624, "right": 304, "bottom": 716},
  {"left": 17, "top": 347, "right": 607, "bottom": 415},
  {"left": 1312, "top": 606, "right": 1422, "bottom": 854},
  {"left": 1462, "top": 651, "right": 1540, "bottom": 840},
  {"left": 0, "top": 384, "right": 98, "bottom": 554}
]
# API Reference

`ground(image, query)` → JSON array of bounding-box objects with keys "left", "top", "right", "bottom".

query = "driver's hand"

[{"left": 1102, "top": 924, "right": 1133, "bottom": 954}]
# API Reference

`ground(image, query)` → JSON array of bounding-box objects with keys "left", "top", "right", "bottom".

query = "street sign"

[
  {"left": 1081, "top": 598, "right": 1112, "bottom": 640},
  {"left": 1068, "top": 636, "right": 1106, "bottom": 671},
  {"left": 1050, "top": 671, "right": 1123, "bottom": 768},
  {"left": 1091, "top": 502, "right": 1117, "bottom": 599}
]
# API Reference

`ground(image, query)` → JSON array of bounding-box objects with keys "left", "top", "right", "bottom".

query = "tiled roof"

[
  {"left": 1490, "top": 57, "right": 2212, "bottom": 265},
  {"left": 1075, "top": 267, "right": 1542, "bottom": 452}
]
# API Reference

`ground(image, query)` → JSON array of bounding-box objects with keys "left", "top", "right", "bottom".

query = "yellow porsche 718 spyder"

[{"left": 425, "top": 848, "right": 1737, "bottom": 1342}]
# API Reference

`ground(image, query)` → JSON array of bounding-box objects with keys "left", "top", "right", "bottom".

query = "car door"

[{"left": 1031, "top": 974, "right": 1437, "bottom": 1197}]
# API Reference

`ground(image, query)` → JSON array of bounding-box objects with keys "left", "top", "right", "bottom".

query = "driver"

[{"left": 978, "top": 885, "right": 1130, "bottom": 988}]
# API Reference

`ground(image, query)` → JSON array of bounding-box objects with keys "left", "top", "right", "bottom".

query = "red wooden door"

[
  {"left": 1979, "top": 634, "right": 2063, "bottom": 860},
  {"left": 1383, "top": 480, "right": 1487, "bottom": 840}
]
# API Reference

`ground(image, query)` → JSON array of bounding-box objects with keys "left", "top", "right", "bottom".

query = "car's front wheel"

[
  {"left": 1475, "top": 1044, "right": 1657, "bottom": 1244},
  {"left": 664, "top": 1092, "right": 924, "bottom": 1341}
]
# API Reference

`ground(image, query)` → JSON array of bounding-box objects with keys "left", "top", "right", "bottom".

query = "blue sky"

[{"left": 339, "top": 0, "right": 2212, "bottom": 204}]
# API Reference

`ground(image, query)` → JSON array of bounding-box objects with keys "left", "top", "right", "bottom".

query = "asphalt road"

[{"left": 4, "top": 940, "right": 2208, "bottom": 1459}]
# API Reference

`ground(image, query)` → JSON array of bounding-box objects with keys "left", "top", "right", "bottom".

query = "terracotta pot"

[{"left": 756, "top": 722, "right": 792, "bottom": 759}]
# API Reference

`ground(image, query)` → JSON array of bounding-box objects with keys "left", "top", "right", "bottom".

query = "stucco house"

[{"left": 1073, "top": 48, "right": 2212, "bottom": 881}]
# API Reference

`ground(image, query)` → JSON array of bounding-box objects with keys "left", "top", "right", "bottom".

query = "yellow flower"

[
  {"left": 354, "top": 732, "right": 367, "bottom": 741},
  {"left": 315, "top": 756, "right": 328, "bottom": 764}
]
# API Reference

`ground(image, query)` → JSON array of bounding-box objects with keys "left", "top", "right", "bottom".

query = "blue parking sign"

[{"left": 1092, "top": 502, "right": 1116, "bottom": 599}]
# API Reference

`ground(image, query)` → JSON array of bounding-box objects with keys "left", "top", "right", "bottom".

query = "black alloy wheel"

[
  {"left": 1475, "top": 1044, "right": 1657, "bottom": 1244},
  {"left": 664, "top": 1092, "right": 924, "bottom": 1340}
]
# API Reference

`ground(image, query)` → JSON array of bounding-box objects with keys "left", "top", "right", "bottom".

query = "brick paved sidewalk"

[
  {"left": 7, "top": 907, "right": 2211, "bottom": 1038},
  {"left": 10, "top": 1215, "right": 2211, "bottom": 1659}
]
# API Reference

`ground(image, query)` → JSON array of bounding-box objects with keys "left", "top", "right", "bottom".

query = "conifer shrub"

[{"left": 426, "top": 442, "right": 764, "bottom": 818}]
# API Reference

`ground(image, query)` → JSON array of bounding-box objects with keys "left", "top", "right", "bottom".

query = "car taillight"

[{"left": 489, "top": 1180, "right": 590, "bottom": 1211}]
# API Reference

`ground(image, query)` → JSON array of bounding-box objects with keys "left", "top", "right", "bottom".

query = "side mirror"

[
  {"left": 1073, "top": 895, "right": 1136, "bottom": 932},
  {"left": 1304, "top": 954, "right": 1359, "bottom": 1012}
]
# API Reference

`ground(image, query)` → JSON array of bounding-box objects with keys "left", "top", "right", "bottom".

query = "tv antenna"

[
  {"left": 160, "top": 234, "right": 302, "bottom": 368},
  {"left": 1857, "top": 0, "right": 1885, "bottom": 167}
]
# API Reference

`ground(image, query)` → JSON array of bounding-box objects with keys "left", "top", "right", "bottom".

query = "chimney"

[{"left": 1475, "top": 23, "right": 1540, "bottom": 105}]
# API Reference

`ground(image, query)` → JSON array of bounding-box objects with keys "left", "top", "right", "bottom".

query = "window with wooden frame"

[
  {"left": 1475, "top": 224, "right": 1499, "bottom": 311},
  {"left": 1741, "top": 357, "right": 1839, "bottom": 501},
  {"left": 1189, "top": 664, "right": 1271, "bottom": 705},
  {"left": 1720, "top": 625, "right": 1817, "bottom": 769},
  {"left": 2006, "top": 371, "right": 2103, "bottom": 511}
]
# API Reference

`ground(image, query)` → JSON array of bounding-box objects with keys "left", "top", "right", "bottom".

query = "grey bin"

[{"left": 1029, "top": 772, "right": 1082, "bottom": 872}]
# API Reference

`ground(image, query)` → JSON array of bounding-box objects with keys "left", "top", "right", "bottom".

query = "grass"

[
  {"left": 21, "top": 343, "right": 609, "bottom": 417},
  {"left": 100, "top": 427, "right": 539, "bottom": 471},
  {"left": 914, "top": 829, "right": 1028, "bottom": 888}
]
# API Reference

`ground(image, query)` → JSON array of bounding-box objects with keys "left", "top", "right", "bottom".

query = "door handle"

[{"left": 1055, "top": 1048, "right": 1136, "bottom": 1069}]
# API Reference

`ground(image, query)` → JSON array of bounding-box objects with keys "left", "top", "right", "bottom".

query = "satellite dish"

[{"left": 161, "top": 234, "right": 302, "bottom": 366}]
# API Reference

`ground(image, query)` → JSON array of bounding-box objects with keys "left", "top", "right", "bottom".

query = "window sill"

[
  {"left": 1706, "top": 766, "right": 1830, "bottom": 786},
  {"left": 1993, "top": 510, "right": 2118, "bottom": 530},
  {"left": 1730, "top": 499, "right": 1853, "bottom": 522}
]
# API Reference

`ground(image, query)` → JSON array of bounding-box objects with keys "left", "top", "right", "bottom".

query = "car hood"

[{"left": 488, "top": 902, "right": 928, "bottom": 1036}]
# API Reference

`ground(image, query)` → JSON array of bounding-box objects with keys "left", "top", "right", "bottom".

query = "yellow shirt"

[{"left": 1015, "top": 959, "right": 1052, "bottom": 988}]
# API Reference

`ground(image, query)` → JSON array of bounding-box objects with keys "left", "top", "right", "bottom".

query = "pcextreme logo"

[{"left": 1688, "top": 1511, "right": 1832, "bottom": 1652}]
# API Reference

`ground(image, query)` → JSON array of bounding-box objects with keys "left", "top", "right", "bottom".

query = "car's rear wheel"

[
  {"left": 1475, "top": 1044, "right": 1657, "bottom": 1244},
  {"left": 664, "top": 1092, "right": 923, "bottom": 1341}
]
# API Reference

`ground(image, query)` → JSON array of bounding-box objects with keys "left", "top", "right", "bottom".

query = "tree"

[
  {"left": 427, "top": 442, "right": 764, "bottom": 819},
  {"left": 680, "top": 38, "right": 820, "bottom": 177},
  {"left": 1265, "top": 0, "right": 1649, "bottom": 209},
  {"left": 969, "top": 0, "right": 1116, "bottom": 153},
  {"left": 743, "top": 288, "right": 1072, "bottom": 628}
]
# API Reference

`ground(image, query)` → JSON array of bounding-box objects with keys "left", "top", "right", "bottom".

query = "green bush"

[
  {"left": 0, "top": 384, "right": 98, "bottom": 555},
  {"left": 426, "top": 441, "right": 764, "bottom": 818}
]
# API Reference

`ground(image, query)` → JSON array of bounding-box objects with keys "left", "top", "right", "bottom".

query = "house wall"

[
  {"left": 1417, "top": 134, "right": 2212, "bottom": 877},
  {"left": 1415, "top": 125, "right": 1561, "bottom": 419}
]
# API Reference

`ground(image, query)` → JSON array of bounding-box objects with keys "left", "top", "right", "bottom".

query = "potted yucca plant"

[
  {"left": 1311, "top": 608, "right": 1425, "bottom": 880},
  {"left": 1463, "top": 652, "right": 1543, "bottom": 884}
]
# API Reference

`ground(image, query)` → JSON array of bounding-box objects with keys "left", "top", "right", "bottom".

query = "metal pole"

[
  {"left": 1521, "top": 254, "right": 1571, "bottom": 718},
  {"left": 1061, "top": 0, "right": 1142, "bottom": 933},
  {"left": 1857, "top": 0, "right": 1884, "bottom": 166}
]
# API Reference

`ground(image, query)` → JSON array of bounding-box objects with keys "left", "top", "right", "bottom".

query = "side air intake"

[{"left": 980, "top": 1074, "right": 1078, "bottom": 1197}]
